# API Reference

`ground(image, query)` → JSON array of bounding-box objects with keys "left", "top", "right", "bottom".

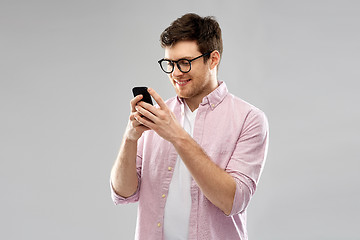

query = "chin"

[{"left": 173, "top": 88, "right": 185, "bottom": 98}]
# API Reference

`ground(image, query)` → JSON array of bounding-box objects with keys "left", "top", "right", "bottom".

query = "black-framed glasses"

[{"left": 158, "top": 51, "right": 212, "bottom": 74}]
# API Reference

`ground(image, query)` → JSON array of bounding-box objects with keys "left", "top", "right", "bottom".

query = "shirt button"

[
  {"left": 162, "top": 194, "right": 166, "bottom": 198},
  {"left": 211, "top": 103, "right": 215, "bottom": 108},
  {"left": 168, "top": 167, "right": 172, "bottom": 171},
  {"left": 157, "top": 222, "right": 161, "bottom": 227}
]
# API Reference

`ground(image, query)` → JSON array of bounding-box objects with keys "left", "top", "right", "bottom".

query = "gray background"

[{"left": 1, "top": 0, "right": 359, "bottom": 239}]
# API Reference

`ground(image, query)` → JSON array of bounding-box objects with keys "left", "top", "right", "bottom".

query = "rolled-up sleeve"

[
  {"left": 110, "top": 136, "right": 144, "bottom": 205},
  {"left": 110, "top": 177, "right": 141, "bottom": 204},
  {"left": 227, "top": 108, "right": 269, "bottom": 216}
]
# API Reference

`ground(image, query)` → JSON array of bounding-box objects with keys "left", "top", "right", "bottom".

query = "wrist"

[
  {"left": 124, "top": 130, "right": 141, "bottom": 143},
  {"left": 170, "top": 128, "right": 191, "bottom": 148}
]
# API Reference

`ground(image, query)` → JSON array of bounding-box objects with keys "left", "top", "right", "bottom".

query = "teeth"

[{"left": 175, "top": 79, "right": 190, "bottom": 85}]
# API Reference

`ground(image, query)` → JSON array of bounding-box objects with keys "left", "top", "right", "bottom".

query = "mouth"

[{"left": 174, "top": 79, "right": 191, "bottom": 86}]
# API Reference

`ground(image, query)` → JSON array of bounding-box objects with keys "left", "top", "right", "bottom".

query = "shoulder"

[
  {"left": 226, "top": 92, "right": 265, "bottom": 114},
  {"left": 224, "top": 92, "right": 268, "bottom": 127}
]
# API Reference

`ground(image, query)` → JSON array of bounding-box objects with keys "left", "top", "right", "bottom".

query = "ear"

[{"left": 209, "top": 50, "right": 220, "bottom": 70}]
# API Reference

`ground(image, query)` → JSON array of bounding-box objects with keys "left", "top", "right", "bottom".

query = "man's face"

[{"left": 164, "top": 40, "right": 216, "bottom": 102}]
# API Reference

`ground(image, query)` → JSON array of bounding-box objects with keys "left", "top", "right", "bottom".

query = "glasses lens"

[
  {"left": 177, "top": 59, "right": 191, "bottom": 73},
  {"left": 160, "top": 60, "right": 173, "bottom": 73}
]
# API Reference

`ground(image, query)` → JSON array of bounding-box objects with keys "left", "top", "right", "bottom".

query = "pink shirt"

[{"left": 111, "top": 82, "right": 269, "bottom": 240}]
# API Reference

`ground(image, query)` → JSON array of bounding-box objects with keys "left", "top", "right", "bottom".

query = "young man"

[{"left": 110, "top": 13, "right": 269, "bottom": 240}]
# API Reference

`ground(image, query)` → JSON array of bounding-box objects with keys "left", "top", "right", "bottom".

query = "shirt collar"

[
  {"left": 201, "top": 81, "right": 228, "bottom": 110},
  {"left": 176, "top": 81, "right": 228, "bottom": 110}
]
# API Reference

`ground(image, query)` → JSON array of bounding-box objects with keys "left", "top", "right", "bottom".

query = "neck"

[
  {"left": 184, "top": 99, "right": 199, "bottom": 112},
  {"left": 185, "top": 80, "right": 219, "bottom": 112}
]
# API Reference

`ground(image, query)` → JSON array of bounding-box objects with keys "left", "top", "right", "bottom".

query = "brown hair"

[{"left": 160, "top": 13, "right": 223, "bottom": 63}]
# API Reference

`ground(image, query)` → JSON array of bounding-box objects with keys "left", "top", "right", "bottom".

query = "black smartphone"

[{"left": 132, "top": 87, "right": 153, "bottom": 105}]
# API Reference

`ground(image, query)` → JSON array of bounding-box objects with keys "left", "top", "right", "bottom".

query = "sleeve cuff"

[{"left": 110, "top": 178, "right": 140, "bottom": 205}]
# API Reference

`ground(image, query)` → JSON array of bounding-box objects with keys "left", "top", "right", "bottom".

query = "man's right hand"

[{"left": 124, "top": 94, "right": 151, "bottom": 142}]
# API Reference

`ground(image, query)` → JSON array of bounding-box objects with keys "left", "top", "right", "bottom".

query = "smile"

[{"left": 174, "top": 79, "right": 191, "bottom": 86}]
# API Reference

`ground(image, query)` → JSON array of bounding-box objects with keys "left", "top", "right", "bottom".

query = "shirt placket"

[
  {"left": 187, "top": 103, "right": 208, "bottom": 240},
  {"left": 157, "top": 102, "right": 185, "bottom": 238}
]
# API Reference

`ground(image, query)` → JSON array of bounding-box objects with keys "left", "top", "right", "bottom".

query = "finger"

[
  {"left": 135, "top": 105, "right": 157, "bottom": 123},
  {"left": 131, "top": 119, "right": 151, "bottom": 133},
  {"left": 130, "top": 95, "right": 143, "bottom": 112},
  {"left": 130, "top": 113, "right": 142, "bottom": 127},
  {"left": 132, "top": 114, "right": 151, "bottom": 130},
  {"left": 147, "top": 88, "right": 167, "bottom": 110},
  {"left": 137, "top": 101, "right": 160, "bottom": 118},
  {"left": 134, "top": 112, "right": 155, "bottom": 129},
  {"left": 133, "top": 111, "right": 155, "bottom": 128}
]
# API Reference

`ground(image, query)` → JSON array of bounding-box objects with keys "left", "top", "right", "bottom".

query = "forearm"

[
  {"left": 111, "top": 137, "right": 139, "bottom": 198},
  {"left": 172, "top": 131, "right": 236, "bottom": 215}
]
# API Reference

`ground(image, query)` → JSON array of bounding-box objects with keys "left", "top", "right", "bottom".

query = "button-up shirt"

[{"left": 111, "top": 81, "right": 269, "bottom": 240}]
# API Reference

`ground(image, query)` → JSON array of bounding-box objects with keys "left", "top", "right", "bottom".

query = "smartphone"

[{"left": 132, "top": 87, "right": 153, "bottom": 105}]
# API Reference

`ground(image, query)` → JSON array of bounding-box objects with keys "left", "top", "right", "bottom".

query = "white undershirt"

[{"left": 164, "top": 103, "right": 198, "bottom": 240}]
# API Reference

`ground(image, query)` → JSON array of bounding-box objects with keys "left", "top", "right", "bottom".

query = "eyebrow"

[{"left": 164, "top": 56, "right": 194, "bottom": 61}]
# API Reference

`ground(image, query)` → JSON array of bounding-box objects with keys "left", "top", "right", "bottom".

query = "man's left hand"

[{"left": 134, "top": 88, "right": 186, "bottom": 143}]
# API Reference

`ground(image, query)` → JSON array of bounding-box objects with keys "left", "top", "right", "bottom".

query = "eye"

[{"left": 178, "top": 59, "right": 190, "bottom": 66}]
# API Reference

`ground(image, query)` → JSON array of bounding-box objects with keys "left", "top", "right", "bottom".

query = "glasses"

[{"left": 158, "top": 51, "right": 212, "bottom": 74}]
